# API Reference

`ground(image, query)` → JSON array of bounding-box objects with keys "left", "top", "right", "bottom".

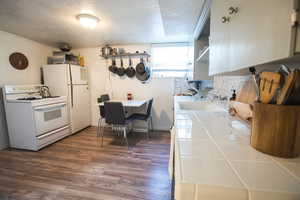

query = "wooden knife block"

[{"left": 251, "top": 102, "right": 300, "bottom": 158}]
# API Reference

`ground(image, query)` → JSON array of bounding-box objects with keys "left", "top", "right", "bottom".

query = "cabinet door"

[
  {"left": 209, "top": 0, "right": 234, "bottom": 75},
  {"left": 229, "top": 0, "right": 294, "bottom": 71}
]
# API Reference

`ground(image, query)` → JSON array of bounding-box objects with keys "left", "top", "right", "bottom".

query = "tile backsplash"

[
  {"left": 212, "top": 75, "right": 250, "bottom": 98},
  {"left": 211, "top": 63, "right": 300, "bottom": 98}
]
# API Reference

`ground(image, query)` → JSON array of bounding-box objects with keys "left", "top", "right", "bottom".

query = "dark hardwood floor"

[{"left": 0, "top": 127, "right": 171, "bottom": 200}]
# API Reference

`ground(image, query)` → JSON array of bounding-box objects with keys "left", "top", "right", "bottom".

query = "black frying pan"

[
  {"left": 136, "top": 66, "right": 150, "bottom": 82},
  {"left": 117, "top": 57, "right": 126, "bottom": 76},
  {"left": 126, "top": 57, "right": 136, "bottom": 78},
  {"left": 109, "top": 59, "right": 118, "bottom": 73},
  {"left": 136, "top": 58, "right": 146, "bottom": 74}
]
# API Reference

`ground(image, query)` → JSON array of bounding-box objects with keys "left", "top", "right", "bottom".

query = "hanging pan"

[
  {"left": 109, "top": 59, "right": 118, "bottom": 73},
  {"left": 136, "top": 66, "right": 151, "bottom": 82},
  {"left": 125, "top": 57, "right": 136, "bottom": 78},
  {"left": 117, "top": 57, "right": 126, "bottom": 76},
  {"left": 136, "top": 58, "right": 146, "bottom": 75}
]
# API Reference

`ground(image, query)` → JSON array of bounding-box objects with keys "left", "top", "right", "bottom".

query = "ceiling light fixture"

[{"left": 76, "top": 14, "right": 100, "bottom": 29}]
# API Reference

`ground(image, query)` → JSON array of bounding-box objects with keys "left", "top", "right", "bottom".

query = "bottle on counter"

[
  {"left": 127, "top": 93, "right": 133, "bottom": 101},
  {"left": 230, "top": 89, "right": 236, "bottom": 101}
]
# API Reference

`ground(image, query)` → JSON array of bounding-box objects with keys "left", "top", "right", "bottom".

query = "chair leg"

[
  {"left": 150, "top": 116, "right": 153, "bottom": 131},
  {"left": 130, "top": 122, "right": 133, "bottom": 132},
  {"left": 146, "top": 119, "right": 150, "bottom": 140},
  {"left": 112, "top": 125, "right": 117, "bottom": 136},
  {"left": 101, "top": 118, "right": 105, "bottom": 133},
  {"left": 118, "top": 128, "right": 120, "bottom": 136},
  {"left": 123, "top": 127, "right": 129, "bottom": 149},
  {"left": 114, "top": 125, "right": 120, "bottom": 137},
  {"left": 101, "top": 123, "right": 104, "bottom": 147},
  {"left": 97, "top": 117, "right": 101, "bottom": 137}
]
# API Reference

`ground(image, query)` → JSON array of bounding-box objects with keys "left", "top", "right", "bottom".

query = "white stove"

[{"left": 3, "top": 85, "right": 71, "bottom": 151}]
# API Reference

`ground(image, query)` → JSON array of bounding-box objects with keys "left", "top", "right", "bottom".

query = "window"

[{"left": 151, "top": 43, "right": 193, "bottom": 78}]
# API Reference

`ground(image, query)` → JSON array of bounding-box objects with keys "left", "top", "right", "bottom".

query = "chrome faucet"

[{"left": 220, "top": 96, "right": 228, "bottom": 101}]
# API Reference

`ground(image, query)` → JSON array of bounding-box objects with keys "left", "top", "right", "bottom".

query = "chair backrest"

[
  {"left": 99, "top": 106, "right": 105, "bottom": 118},
  {"left": 104, "top": 102, "right": 126, "bottom": 125},
  {"left": 146, "top": 98, "right": 153, "bottom": 117},
  {"left": 98, "top": 94, "right": 110, "bottom": 118},
  {"left": 99, "top": 94, "right": 110, "bottom": 103}
]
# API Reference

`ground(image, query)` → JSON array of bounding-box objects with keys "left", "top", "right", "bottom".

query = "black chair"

[
  {"left": 130, "top": 98, "right": 153, "bottom": 139},
  {"left": 99, "top": 94, "right": 110, "bottom": 103},
  {"left": 102, "top": 102, "right": 133, "bottom": 148},
  {"left": 97, "top": 94, "right": 110, "bottom": 137}
]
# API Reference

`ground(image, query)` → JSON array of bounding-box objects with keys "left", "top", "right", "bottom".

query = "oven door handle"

[{"left": 34, "top": 103, "right": 67, "bottom": 111}]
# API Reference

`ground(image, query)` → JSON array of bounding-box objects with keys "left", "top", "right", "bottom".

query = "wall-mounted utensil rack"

[{"left": 101, "top": 53, "right": 151, "bottom": 59}]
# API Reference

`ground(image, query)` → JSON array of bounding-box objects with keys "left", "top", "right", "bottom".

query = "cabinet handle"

[
  {"left": 221, "top": 16, "right": 230, "bottom": 23},
  {"left": 228, "top": 7, "right": 239, "bottom": 15}
]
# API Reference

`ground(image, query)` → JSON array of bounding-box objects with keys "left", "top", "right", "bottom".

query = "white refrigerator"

[{"left": 43, "top": 64, "right": 90, "bottom": 134}]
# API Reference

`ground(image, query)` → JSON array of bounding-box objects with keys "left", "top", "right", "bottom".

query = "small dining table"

[
  {"left": 96, "top": 99, "right": 150, "bottom": 134},
  {"left": 97, "top": 99, "right": 148, "bottom": 108}
]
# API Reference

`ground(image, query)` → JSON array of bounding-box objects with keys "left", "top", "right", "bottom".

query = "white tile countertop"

[{"left": 171, "top": 96, "right": 300, "bottom": 200}]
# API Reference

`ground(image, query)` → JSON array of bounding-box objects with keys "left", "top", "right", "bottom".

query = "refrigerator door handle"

[{"left": 69, "top": 65, "right": 74, "bottom": 108}]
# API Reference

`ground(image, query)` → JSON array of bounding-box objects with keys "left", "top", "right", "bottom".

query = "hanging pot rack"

[{"left": 100, "top": 52, "right": 151, "bottom": 59}]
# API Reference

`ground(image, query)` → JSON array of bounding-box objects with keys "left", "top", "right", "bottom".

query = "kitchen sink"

[{"left": 178, "top": 101, "right": 226, "bottom": 112}]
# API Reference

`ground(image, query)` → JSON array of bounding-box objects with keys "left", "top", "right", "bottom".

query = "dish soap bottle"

[{"left": 230, "top": 89, "right": 236, "bottom": 101}]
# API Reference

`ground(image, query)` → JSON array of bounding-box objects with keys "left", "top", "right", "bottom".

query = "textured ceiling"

[{"left": 0, "top": 0, "right": 204, "bottom": 48}]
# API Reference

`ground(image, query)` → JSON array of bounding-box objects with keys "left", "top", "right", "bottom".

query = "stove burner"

[{"left": 17, "top": 97, "right": 42, "bottom": 101}]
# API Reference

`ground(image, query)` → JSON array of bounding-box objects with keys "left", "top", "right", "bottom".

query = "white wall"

[
  {"left": 0, "top": 31, "right": 53, "bottom": 149},
  {"left": 74, "top": 44, "right": 175, "bottom": 131}
]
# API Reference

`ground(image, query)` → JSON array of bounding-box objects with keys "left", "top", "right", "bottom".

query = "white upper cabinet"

[
  {"left": 210, "top": 0, "right": 233, "bottom": 75},
  {"left": 210, "top": 0, "right": 298, "bottom": 75}
]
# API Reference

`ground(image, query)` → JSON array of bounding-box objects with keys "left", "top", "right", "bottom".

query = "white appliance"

[
  {"left": 43, "top": 64, "right": 90, "bottom": 134},
  {"left": 3, "top": 85, "right": 70, "bottom": 151}
]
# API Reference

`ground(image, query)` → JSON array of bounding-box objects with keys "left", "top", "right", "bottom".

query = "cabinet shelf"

[
  {"left": 100, "top": 53, "right": 151, "bottom": 59},
  {"left": 196, "top": 46, "right": 209, "bottom": 62}
]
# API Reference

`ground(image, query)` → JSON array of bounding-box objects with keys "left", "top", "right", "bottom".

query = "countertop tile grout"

[{"left": 193, "top": 111, "right": 252, "bottom": 200}]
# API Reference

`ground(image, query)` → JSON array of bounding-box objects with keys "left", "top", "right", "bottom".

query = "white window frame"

[{"left": 150, "top": 43, "right": 193, "bottom": 78}]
